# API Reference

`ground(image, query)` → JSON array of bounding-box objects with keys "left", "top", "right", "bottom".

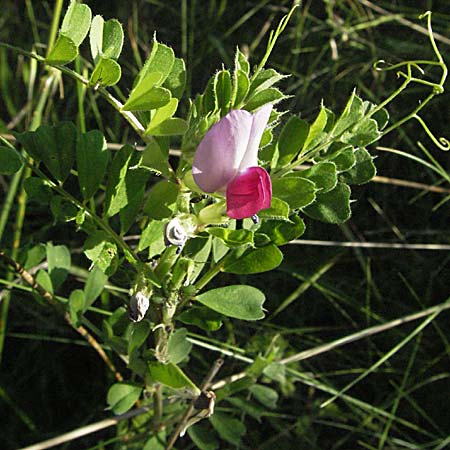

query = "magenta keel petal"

[{"left": 226, "top": 167, "right": 272, "bottom": 219}]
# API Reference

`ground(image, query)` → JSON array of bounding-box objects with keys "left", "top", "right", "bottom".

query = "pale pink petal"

[
  {"left": 226, "top": 167, "right": 272, "bottom": 219},
  {"left": 238, "top": 104, "right": 273, "bottom": 172},
  {"left": 193, "top": 110, "right": 253, "bottom": 192}
]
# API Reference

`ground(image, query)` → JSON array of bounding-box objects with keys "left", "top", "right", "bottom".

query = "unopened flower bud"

[
  {"left": 165, "top": 215, "right": 198, "bottom": 252},
  {"left": 128, "top": 291, "right": 150, "bottom": 322}
]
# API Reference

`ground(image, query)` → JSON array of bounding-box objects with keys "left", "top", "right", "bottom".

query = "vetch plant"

[{"left": 0, "top": 1, "right": 448, "bottom": 449}]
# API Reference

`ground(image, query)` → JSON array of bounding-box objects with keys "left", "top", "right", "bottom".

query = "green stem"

[
  {"left": 153, "top": 383, "right": 163, "bottom": 427},
  {"left": 194, "top": 252, "right": 233, "bottom": 292},
  {"left": 30, "top": 163, "right": 140, "bottom": 264},
  {"left": 75, "top": 57, "right": 86, "bottom": 133},
  {"left": 46, "top": 0, "right": 64, "bottom": 56},
  {"left": 380, "top": 92, "right": 433, "bottom": 138},
  {"left": 24, "top": 0, "right": 40, "bottom": 45},
  {"left": 250, "top": 5, "right": 298, "bottom": 83},
  {"left": 0, "top": 76, "right": 58, "bottom": 365},
  {"left": 0, "top": 168, "right": 22, "bottom": 245},
  {"left": 0, "top": 42, "right": 146, "bottom": 138}
]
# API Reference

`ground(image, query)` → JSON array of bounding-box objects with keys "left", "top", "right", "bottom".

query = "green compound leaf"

[
  {"left": 84, "top": 265, "right": 108, "bottom": 311},
  {"left": 89, "top": 57, "right": 121, "bottom": 87},
  {"left": 303, "top": 182, "right": 351, "bottom": 224},
  {"left": 148, "top": 362, "right": 200, "bottom": 394},
  {"left": 144, "top": 180, "right": 178, "bottom": 220},
  {"left": 277, "top": 116, "right": 310, "bottom": 166},
  {"left": 223, "top": 244, "right": 283, "bottom": 274},
  {"left": 331, "top": 90, "right": 365, "bottom": 138},
  {"left": 138, "top": 220, "right": 167, "bottom": 258},
  {"left": 272, "top": 177, "right": 316, "bottom": 209},
  {"left": 46, "top": 0, "right": 91, "bottom": 65},
  {"left": 143, "top": 431, "right": 167, "bottom": 450},
  {"left": 0, "top": 146, "right": 22, "bottom": 174},
  {"left": 163, "top": 57, "right": 186, "bottom": 99},
  {"left": 128, "top": 320, "right": 152, "bottom": 355},
  {"left": 46, "top": 35, "right": 78, "bottom": 65},
  {"left": 184, "top": 236, "right": 212, "bottom": 283},
  {"left": 118, "top": 168, "right": 149, "bottom": 234},
  {"left": 60, "top": 0, "right": 92, "bottom": 46},
  {"left": 372, "top": 106, "right": 389, "bottom": 131},
  {"left": 216, "top": 69, "right": 232, "bottom": 110},
  {"left": 24, "top": 178, "right": 52, "bottom": 203},
  {"left": 136, "top": 39, "right": 175, "bottom": 88},
  {"left": 344, "top": 116, "right": 381, "bottom": 147},
  {"left": 258, "top": 197, "right": 290, "bottom": 221},
  {"left": 16, "top": 122, "right": 77, "bottom": 183},
  {"left": 249, "top": 68, "right": 286, "bottom": 96},
  {"left": 340, "top": 148, "right": 376, "bottom": 185},
  {"left": 245, "top": 87, "right": 285, "bottom": 112},
  {"left": 68, "top": 289, "right": 84, "bottom": 326},
  {"left": 235, "top": 47, "right": 250, "bottom": 75},
  {"left": 202, "top": 75, "right": 218, "bottom": 113},
  {"left": 123, "top": 72, "right": 171, "bottom": 111},
  {"left": 295, "top": 161, "right": 337, "bottom": 193},
  {"left": 328, "top": 145, "right": 356, "bottom": 172},
  {"left": 250, "top": 384, "right": 279, "bottom": 409},
  {"left": 145, "top": 118, "right": 188, "bottom": 136},
  {"left": 206, "top": 228, "right": 254, "bottom": 248},
  {"left": 141, "top": 138, "right": 171, "bottom": 178},
  {"left": 47, "top": 242, "right": 71, "bottom": 291},
  {"left": 104, "top": 145, "right": 149, "bottom": 233},
  {"left": 167, "top": 328, "right": 192, "bottom": 364},
  {"left": 302, "top": 106, "right": 329, "bottom": 153},
  {"left": 90, "top": 16, "right": 124, "bottom": 63},
  {"left": 178, "top": 307, "right": 223, "bottom": 332},
  {"left": 76, "top": 129, "right": 109, "bottom": 200},
  {"left": 107, "top": 383, "right": 142, "bottom": 415},
  {"left": 232, "top": 69, "right": 249, "bottom": 107},
  {"left": 24, "top": 245, "right": 46, "bottom": 271},
  {"left": 209, "top": 413, "right": 246, "bottom": 447},
  {"left": 188, "top": 423, "right": 219, "bottom": 450},
  {"left": 83, "top": 231, "right": 118, "bottom": 275},
  {"left": 196, "top": 285, "right": 266, "bottom": 320},
  {"left": 258, "top": 214, "right": 305, "bottom": 246},
  {"left": 145, "top": 98, "right": 178, "bottom": 133}
]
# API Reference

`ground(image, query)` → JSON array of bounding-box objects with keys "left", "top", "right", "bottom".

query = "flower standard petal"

[
  {"left": 238, "top": 104, "right": 273, "bottom": 172},
  {"left": 226, "top": 166, "right": 272, "bottom": 219},
  {"left": 193, "top": 110, "right": 253, "bottom": 192}
]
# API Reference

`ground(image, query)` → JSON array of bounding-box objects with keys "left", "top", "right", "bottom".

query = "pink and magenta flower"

[{"left": 192, "top": 105, "right": 273, "bottom": 219}]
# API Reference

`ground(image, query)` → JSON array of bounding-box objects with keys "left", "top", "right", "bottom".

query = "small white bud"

[{"left": 165, "top": 215, "right": 198, "bottom": 251}]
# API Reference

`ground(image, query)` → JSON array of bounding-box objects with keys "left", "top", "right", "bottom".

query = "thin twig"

[
  {"left": 209, "top": 298, "right": 450, "bottom": 390},
  {"left": 280, "top": 301, "right": 450, "bottom": 366},
  {"left": 0, "top": 251, "right": 123, "bottom": 382},
  {"left": 18, "top": 405, "right": 152, "bottom": 450},
  {"left": 165, "top": 358, "right": 224, "bottom": 450},
  {"left": 372, "top": 176, "right": 450, "bottom": 194}
]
